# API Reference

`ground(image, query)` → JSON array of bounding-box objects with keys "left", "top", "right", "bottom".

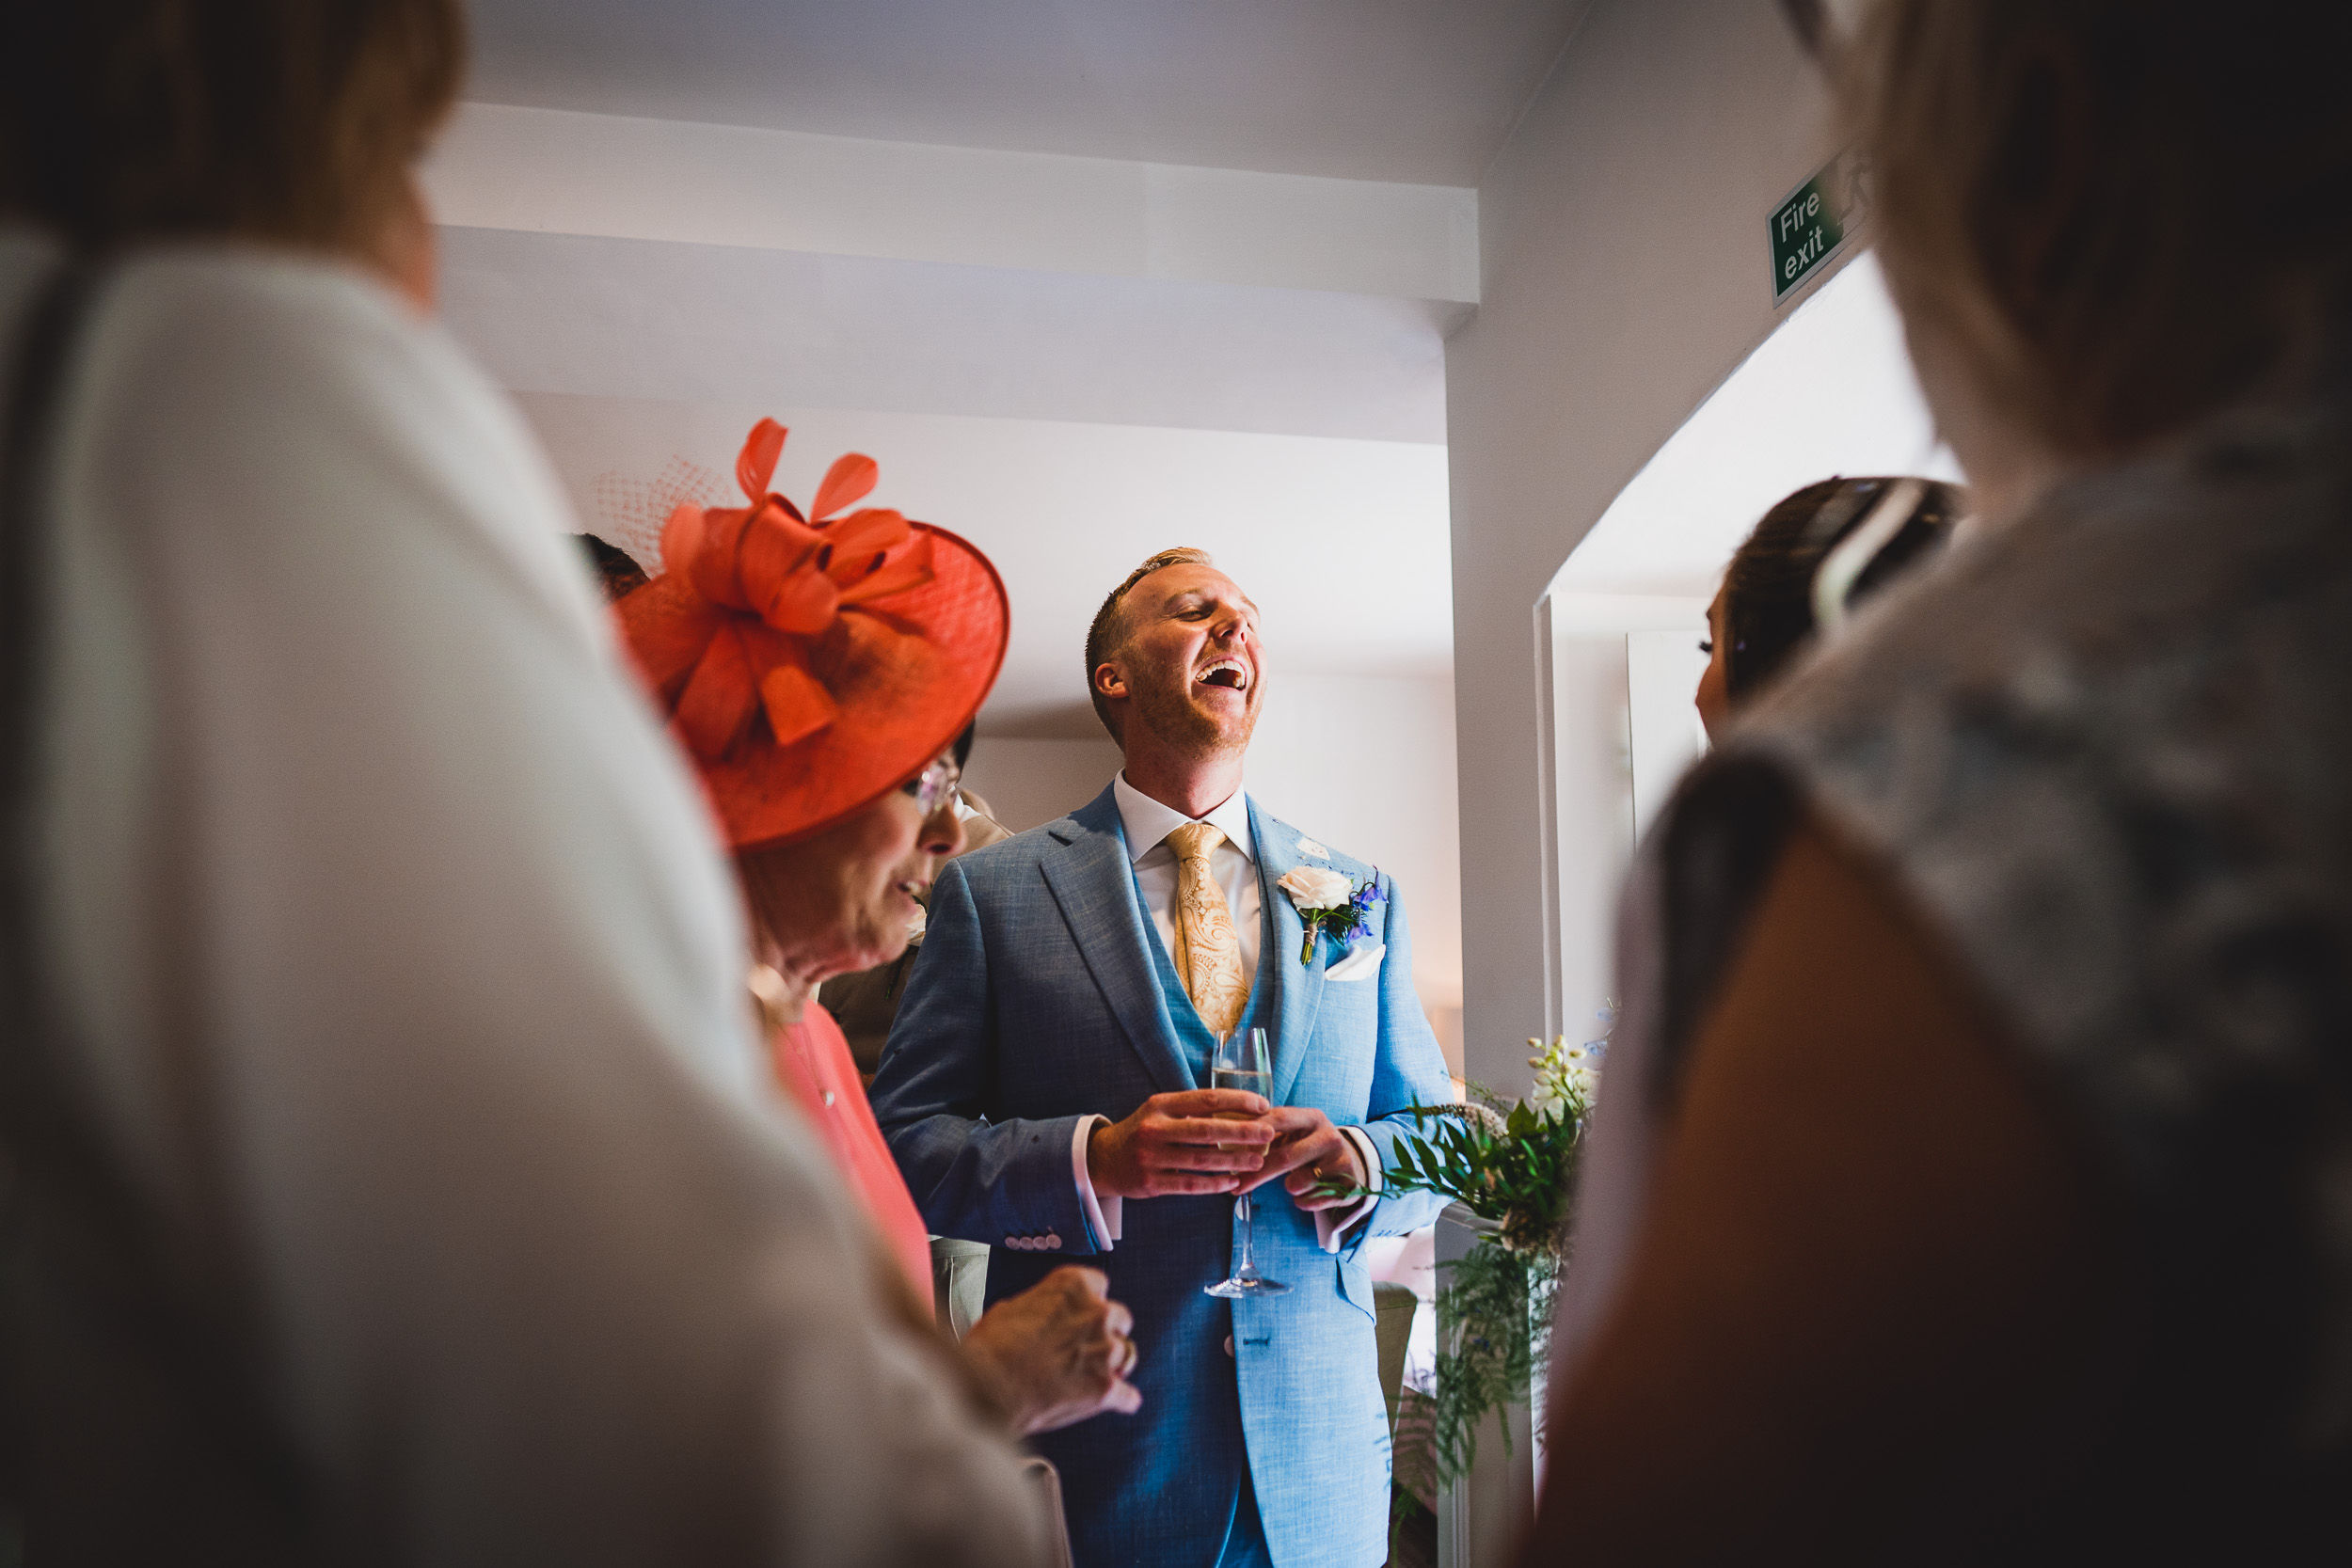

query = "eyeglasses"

[{"left": 902, "top": 757, "right": 961, "bottom": 816}]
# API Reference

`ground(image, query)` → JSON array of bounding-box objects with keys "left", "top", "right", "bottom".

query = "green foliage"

[
  {"left": 1326, "top": 1028, "right": 1609, "bottom": 1493},
  {"left": 1427, "top": 1241, "right": 1558, "bottom": 1483},
  {"left": 1380, "top": 1092, "right": 1581, "bottom": 1256}
]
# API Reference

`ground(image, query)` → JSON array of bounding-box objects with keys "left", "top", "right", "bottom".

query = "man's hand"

[
  {"left": 1086, "top": 1089, "right": 1277, "bottom": 1199},
  {"left": 1240, "top": 1107, "right": 1368, "bottom": 1210},
  {"left": 961, "top": 1266, "right": 1144, "bottom": 1437}
]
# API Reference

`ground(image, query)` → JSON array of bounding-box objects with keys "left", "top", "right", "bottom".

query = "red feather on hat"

[{"left": 613, "top": 419, "right": 1008, "bottom": 850}]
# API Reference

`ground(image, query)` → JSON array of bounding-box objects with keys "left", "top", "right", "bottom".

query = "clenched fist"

[
  {"left": 961, "top": 1266, "right": 1143, "bottom": 1435},
  {"left": 1085, "top": 1088, "right": 1279, "bottom": 1199}
]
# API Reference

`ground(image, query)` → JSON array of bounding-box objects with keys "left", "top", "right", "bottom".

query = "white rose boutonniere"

[
  {"left": 1277, "top": 863, "right": 1384, "bottom": 965},
  {"left": 1276, "top": 864, "right": 1351, "bottom": 909}
]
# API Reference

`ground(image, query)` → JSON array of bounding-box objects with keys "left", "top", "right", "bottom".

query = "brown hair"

[
  {"left": 572, "top": 534, "right": 651, "bottom": 602},
  {"left": 1084, "top": 546, "right": 1214, "bottom": 742},
  {"left": 1721, "top": 476, "right": 1963, "bottom": 700},
  {"left": 0, "top": 0, "right": 465, "bottom": 250},
  {"left": 1847, "top": 1, "right": 2352, "bottom": 453}
]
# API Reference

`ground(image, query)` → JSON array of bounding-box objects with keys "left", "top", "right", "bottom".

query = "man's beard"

[{"left": 1128, "top": 664, "right": 1257, "bottom": 759}]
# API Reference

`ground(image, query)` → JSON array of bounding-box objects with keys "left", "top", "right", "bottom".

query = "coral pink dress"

[{"left": 769, "top": 1002, "right": 935, "bottom": 1304}]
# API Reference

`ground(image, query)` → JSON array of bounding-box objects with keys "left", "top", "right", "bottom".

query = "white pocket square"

[{"left": 1323, "top": 942, "right": 1385, "bottom": 982}]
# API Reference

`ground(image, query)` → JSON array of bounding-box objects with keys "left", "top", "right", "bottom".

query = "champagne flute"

[{"left": 1205, "top": 1027, "right": 1290, "bottom": 1298}]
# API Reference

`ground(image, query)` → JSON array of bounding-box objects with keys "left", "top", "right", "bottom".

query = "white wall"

[
  {"left": 1250, "top": 673, "right": 1465, "bottom": 1072},
  {"left": 1445, "top": 0, "right": 1837, "bottom": 1093},
  {"left": 1625, "top": 628, "right": 1711, "bottom": 846},
  {"left": 961, "top": 737, "right": 1123, "bottom": 832},
  {"left": 1545, "top": 631, "right": 1632, "bottom": 1056},
  {"left": 509, "top": 391, "right": 1453, "bottom": 738}
]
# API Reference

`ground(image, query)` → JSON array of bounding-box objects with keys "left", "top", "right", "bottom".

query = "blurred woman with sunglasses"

[{"left": 1535, "top": 2, "right": 2352, "bottom": 1560}]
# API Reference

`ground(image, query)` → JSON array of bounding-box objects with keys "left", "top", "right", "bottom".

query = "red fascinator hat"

[{"left": 616, "top": 419, "right": 1009, "bottom": 851}]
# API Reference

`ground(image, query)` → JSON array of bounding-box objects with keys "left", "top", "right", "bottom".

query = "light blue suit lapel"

[
  {"left": 1251, "top": 800, "right": 1328, "bottom": 1106},
  {"left": 1040, "top": 787, "right": 1197, "bottom": 1096}
]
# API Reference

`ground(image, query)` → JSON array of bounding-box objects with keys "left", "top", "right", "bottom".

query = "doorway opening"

[{"left": 1534, "top": 250, "right": 1963, "bottom": 1040}]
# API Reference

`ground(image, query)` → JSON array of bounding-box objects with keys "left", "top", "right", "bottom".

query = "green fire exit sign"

[{"left": 1771, "top": 151, "right": 1870, "bottom": 303}]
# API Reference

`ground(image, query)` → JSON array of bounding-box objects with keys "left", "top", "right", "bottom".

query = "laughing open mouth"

[{"left": 1197, "top": 657, "right": 1250, "bottom": 691}]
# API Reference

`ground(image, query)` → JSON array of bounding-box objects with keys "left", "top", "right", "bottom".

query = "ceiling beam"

[{"left": 425, "top": 102, "right": 1480, "bottom": 304}]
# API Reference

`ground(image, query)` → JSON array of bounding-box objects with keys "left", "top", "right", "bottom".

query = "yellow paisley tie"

[{"left": 1167, "top": 822, "right": 1250, "bottom": 1040}]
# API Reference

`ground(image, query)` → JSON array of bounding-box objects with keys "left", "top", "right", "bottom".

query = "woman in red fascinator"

[{"left": 612, "top": 420, "right": 1140, "bottom": 1444}]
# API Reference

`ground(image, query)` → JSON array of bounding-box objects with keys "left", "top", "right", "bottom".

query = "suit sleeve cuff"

[
  {"left": 1313, "top": 1126, "right": 1383, "bottom": 1254},
  {"left": 1072, "top": 1115, "right": 1122, "bottom": 1251}
]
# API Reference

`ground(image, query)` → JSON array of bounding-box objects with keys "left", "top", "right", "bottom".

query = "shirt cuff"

[
  {"left": 1313, "top": 1125, "right": 1383, "bottom": 1254},
  {"left": 1072, "top": 1115, "right": 1122, "bottom": 1251}
]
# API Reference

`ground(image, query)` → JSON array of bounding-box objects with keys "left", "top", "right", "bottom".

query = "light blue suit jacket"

[{"left": 871, "top": 785, "right": 1454, "bottom": 1568}]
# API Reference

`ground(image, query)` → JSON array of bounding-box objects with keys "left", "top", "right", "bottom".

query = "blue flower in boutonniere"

[{"left": 1276, "top": 865, "right": 1385, "bottom": 966}]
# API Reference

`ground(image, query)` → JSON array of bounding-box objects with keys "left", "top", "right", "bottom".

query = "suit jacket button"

[
  {"left": 1224, "top": 1336, "right": 1235, "bottom": 1358},
  {"left": 1004, "top": 1237, "right": 1020, "bottom": 1249},
  {"left": 1044, "top": 1233, "right": 1061, "bottom": 1250}
]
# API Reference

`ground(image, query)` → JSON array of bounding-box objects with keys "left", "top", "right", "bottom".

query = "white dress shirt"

[
  {"left": 1070, "top": 774, "right": 1378, "bottom": 1253},
  {"left": 1117, "top": 772, "right": 1262, "bottom": 987},
  {"left": 9, "top": 231, "right": 1041, "bottom": 1561}
]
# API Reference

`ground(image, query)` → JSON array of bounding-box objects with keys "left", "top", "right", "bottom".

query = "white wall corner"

[{"left": 1443, "top": 0, "right": 1835, "bottom": 1095}]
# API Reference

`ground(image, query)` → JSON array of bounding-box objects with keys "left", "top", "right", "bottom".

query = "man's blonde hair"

[{"left": 1084, "top": 547, "right": 1214, "bottom": 743}]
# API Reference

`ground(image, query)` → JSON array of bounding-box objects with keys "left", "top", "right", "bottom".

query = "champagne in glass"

[
  {"left": 1212, "top": 1029, "right": 1273, "bottom": 1108},
  {"left": 1205, "top": 1027, "right": 1290, "bottom": 1298}
]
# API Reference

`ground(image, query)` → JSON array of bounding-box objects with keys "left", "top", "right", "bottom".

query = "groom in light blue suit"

[{"left": 871, "top": 548, "right": 1454, "bottom": 1568}]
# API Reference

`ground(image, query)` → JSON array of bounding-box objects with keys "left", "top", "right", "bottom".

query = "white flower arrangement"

[{"left": 1525, "top": 1010, "right": 1608, "bottom": 1122}]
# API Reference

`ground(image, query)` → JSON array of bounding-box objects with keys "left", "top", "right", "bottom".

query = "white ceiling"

[{"left": 465, "top": 0, "right": 1594, "bottom": 185}]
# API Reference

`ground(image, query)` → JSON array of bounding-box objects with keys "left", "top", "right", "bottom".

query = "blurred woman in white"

[{"left": 0, "top": 3, "right": 1059, "bottom": 1560}]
